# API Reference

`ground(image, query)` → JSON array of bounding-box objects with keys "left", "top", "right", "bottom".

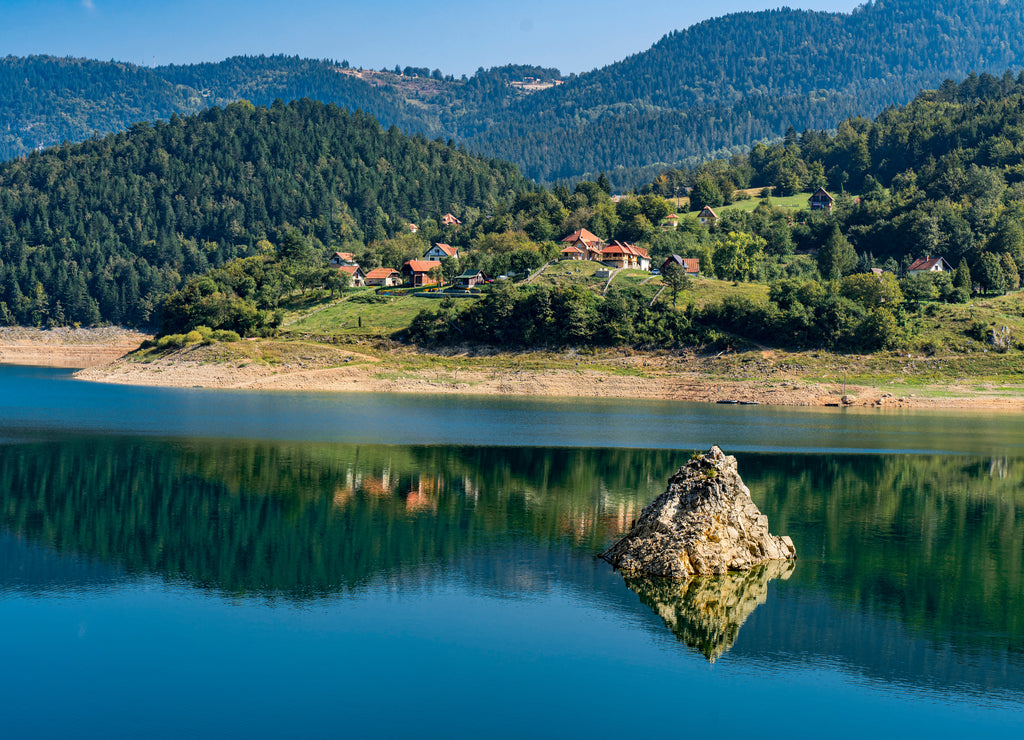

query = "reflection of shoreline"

[{"left": 625, "top": 560, "right": 795, "bottom": 663}]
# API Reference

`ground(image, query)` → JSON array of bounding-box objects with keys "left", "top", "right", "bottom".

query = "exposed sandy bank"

[
  {"left": 0, "top": 327, "right": 151, "bottom": 368},
  {"left": 71, "top": 340, "right": 1024, "bottom": 412}
]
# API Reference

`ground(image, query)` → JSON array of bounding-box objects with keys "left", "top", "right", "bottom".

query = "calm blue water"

[{"left": 1, "top": 365, "right": 1022, "bottom": 738}]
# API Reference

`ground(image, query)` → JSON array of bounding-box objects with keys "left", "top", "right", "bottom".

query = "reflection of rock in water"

[{"left": 625, "top": 560, "right": 795, "bottom": 663}]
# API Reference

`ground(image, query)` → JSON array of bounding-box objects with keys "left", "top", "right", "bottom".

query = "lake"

[{"left": 1, "top": 365, "right": 1022, "bottom": 737}]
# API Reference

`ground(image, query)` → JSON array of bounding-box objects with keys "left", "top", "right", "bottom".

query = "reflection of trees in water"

[
  {"left": 624, "top": 561, "right": 795, "bottom": 662},
  {"left": 0, "top": 439, "right": 1022, "bottom": 650}
]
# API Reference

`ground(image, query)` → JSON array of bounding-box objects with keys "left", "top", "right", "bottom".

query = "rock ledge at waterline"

[{"left": 602, "top": 446, "right": 795, "bottom": 578}]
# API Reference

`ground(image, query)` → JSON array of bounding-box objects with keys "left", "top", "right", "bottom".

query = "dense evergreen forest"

[
  {"left": 6, "top": 1, "right": 1024, "bottom": 185},
  {"left": 0, "top": 99, "right": 528, "bottom": 327}
]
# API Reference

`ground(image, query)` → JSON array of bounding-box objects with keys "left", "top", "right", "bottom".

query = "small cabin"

[
  {"left": 402, "top": 260, "right": 439, "bottom": 287},
  {"left": 808, "top": 188, "right": 835, "bottom": 211},
  {"left": 661, "top": 255, "right": 700, "bottom": 277},
  {"left": 455, "top": 269, "right": 488, "bottom": 288},
  {"left": 697, "top": 206, "right": 719, "bottom": 226}
]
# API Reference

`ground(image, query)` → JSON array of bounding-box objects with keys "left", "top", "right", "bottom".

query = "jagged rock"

[
  {"left": 625, "top": 560, "right": 795, "bottom": 662},
  {"left": 602, "top": 446, "right": 795, "bottom": 578},
  {"left": 841, "top": 394, "right": 857, "bottom": 405}
]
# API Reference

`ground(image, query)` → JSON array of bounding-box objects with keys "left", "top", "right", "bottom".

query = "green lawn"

[{"left": 285, "top": 291, "right": 439, "bottom": 337}]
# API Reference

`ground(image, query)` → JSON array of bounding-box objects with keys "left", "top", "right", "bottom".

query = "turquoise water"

[{"left": 1, "top": 366, "right": 1022, "bottom": 737}]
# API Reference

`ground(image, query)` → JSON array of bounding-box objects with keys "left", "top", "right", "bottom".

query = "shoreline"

[
  {"left": 3, "top": 327, "right": 1022, "bottom": 411},
  {"left": 62, "top": 336, "right": 1024, "bottom": 412}
]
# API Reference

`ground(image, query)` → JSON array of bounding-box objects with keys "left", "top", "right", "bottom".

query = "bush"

[{"left": 211, "top": 329, "right": 241, "bottom": 342}]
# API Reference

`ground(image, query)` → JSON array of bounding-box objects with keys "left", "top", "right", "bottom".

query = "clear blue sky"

[{"left": 2, "top": 0, "right": 865, "bottom": 76}]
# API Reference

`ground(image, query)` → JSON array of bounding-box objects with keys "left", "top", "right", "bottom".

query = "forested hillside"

[
  {"left": 647, "top": 70, "right": 1024, "bottom": 281},
  {"left": 6, "top": 1, "right": 1024, "bottom": 185},
  {"left": 0, "top": 99, "right": 528, "bottom": 327}
]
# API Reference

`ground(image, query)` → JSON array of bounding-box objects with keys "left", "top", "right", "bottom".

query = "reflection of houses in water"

[
  {"left": 624, "top": 560, "right": 795, "bottom": 663},
  {"left": 556, "top": 499, "right": 643, "bottom": 543},
  {"left": 405, "top": 475, "right": 438, "bottom": 513}
]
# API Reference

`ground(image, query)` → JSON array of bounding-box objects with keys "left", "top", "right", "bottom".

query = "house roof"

[
  {"left": 430, "top": 243, "right": 458, "bottom": 257},
  {"left": 442, "top": 213, "right": 462, "bottom": 224},
  {"left": 332, "top": 251, "right": 355, "bottom": 261},
  {"left": 601, "top": 240, "right": 649, "bottom": 258},
  {"left": 561, "top": 228, "right": 602, "bottom": 245},
  {"left": 403, "top": 260, "right": 438, "bottom": 273},
  {"left": 560, "top": 245, "right": 584, "bottom": 254},
  {"left": 809, "top": 187, "right": 834, "bottom": 202},
  {"left": 457, "top": 269, "right": 486, "bottom": 279},
  {"left": 698, "top": 206, "right": 718, "bottom": 219},
  {"left": 337, "top": 265, "right": 363, "bottom": 276},
  {"left": 666, "top": 213, "right": 679, "bottom": 220},
  {"left": 908, "top": 256, "right": 948, "bottom": 271},
  {"left": 664, "top": 254, "right": 700, "bottom": 274},
  {"left": 365, "top": 268, "right": 400, "bottom": 279}
]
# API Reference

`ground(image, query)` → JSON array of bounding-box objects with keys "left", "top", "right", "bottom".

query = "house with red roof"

[
  {"left": 402, "top": 260, "right": 439, "bottom": 287},
  {"left": 423, "top": 243, "right": 459, "bottom": 261},
  {"left": 441, "top": 213, "right": 462, "bottom": 226},
  {"left": 560, "top": 244, "right": 586, "bottom": 260},
  {"left": 560, "top": 228, "right": 606, "bottom": 260},
  {"left": 329, "top": 251, "right": 357, "bottom": 267},
  {"left": 365, "top": 268, "right": 403, "bottom": 287},
  {"left": 907, "top": 256, "right": 952, "bottom": 274},
  {"left": 600, "top": 240, "right": 650, "bottom": 271},
  {"left": 337, "top": 264, "right": 365, "bottom": 287},
  {"left": 661, "top": 255, "right": 701, "bottom": 277}
]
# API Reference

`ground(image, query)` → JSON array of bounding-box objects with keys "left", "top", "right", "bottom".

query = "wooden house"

[
  {"left": 559, "top": 244, "right": 586, "bottom": 260},
  {"left": 402, "top": 260, "right": 439, "bottom": 287},
  {"left": 560, "top": 228, "right": 605, "bottom": 261},
  {"left": 455, "top": 269, "right": 488, "bottom": 288},
  {"left": 808, "top": 188, "right": 835, "bottom": 211}
]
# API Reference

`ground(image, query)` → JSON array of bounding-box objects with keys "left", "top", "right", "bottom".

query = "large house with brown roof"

[
  {"left": 423, "top": 243, "right": 459, "bottom": 261},
  {"left": 365, "top": 268, "right": 403, "bottom": 287},
  {"left": 560, "top": 228, "right": 607, "bottom": 261},
  {"left": 600, "top": 241, "right": 650, "bottom": 271}
]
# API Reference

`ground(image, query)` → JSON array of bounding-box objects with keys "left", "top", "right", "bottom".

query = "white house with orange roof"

[
  {"left": 907, "top": 256, "right": 952, "bottom": 274},
  {"left": 423, "top": 243, "right": 459, "bottom": 261},
  {"left": 365, "top": 268, "right": 403, "bottom": 287},
  {"left": 337, "top": 264, "right": 365, "bottom": 287}
]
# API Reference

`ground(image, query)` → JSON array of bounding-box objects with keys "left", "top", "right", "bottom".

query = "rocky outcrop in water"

[
  {"left": 602, "top": 446, "right": 795, "bottom": 578},
  {"left": 625, "top": 560, "right": 795, "bottom": 662}
]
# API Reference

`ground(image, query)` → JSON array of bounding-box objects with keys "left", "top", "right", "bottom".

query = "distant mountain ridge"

[{"left": 4, "top": 1, "right": 1024, "bottom": 185}]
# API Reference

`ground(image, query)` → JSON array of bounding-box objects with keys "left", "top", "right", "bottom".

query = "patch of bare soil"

[{"left": 0, "top": 327, "right": 149, "bottom": 368}]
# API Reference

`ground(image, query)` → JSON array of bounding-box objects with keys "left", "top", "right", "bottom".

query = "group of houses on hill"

[{"left": 329, "top": 238, "right": 486, "bottom": 291}]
